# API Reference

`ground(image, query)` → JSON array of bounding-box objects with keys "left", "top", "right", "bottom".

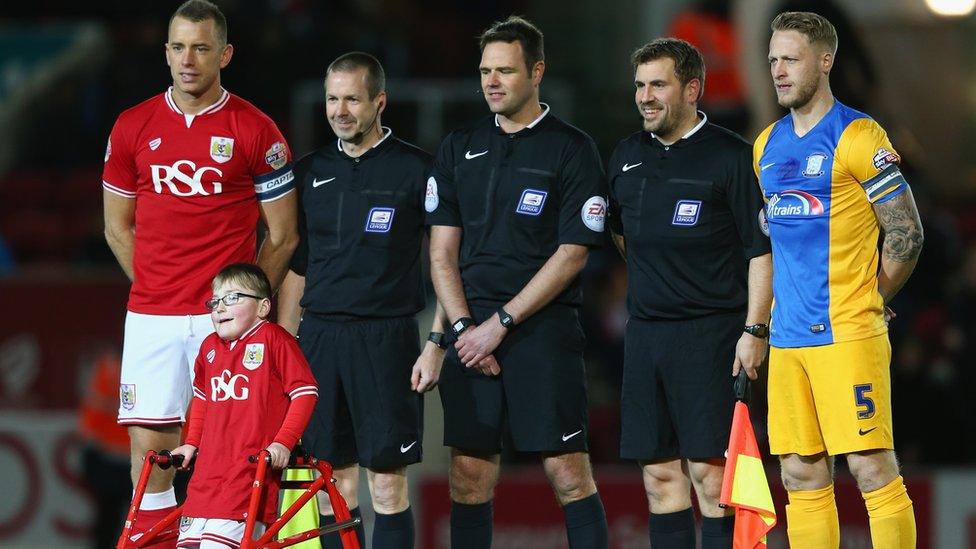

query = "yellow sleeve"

[
  {"left": 752, "top": 124, "right": 775, "bottom": 198},
  {"left": 837, "top": 118, "right": 906, "bottom": 203}
]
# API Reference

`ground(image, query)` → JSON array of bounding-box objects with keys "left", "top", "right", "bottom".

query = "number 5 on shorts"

[{"left": 854, "top": 384, "right": 875, "bottom": 419}]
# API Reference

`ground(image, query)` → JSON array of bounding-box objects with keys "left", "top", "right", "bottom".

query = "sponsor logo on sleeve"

[
  {"left": 803, "top": 153, "right": 828, "bottom": 177},
  {"left": 365, "top": 207, "right": 395, "bottom": 233},
  {"left": 104, "top": 138, "right": 112, "bottom": 163},
  {"left": 209, "top": 136, "right": 234, "bottom": 163},
  {"left": 516, "top": 189, "right": 548, "bottom": 215},
  {"left": 425, "top": 177, "right": 439, "bottom": 213},
  {"left": 242, "top": 343, "right": 264, "bottom": 370},
  {"left": 265, "top": 141, "right": 288, "bottom": 170},
  {"left": 672, "top": 200, "right": 702, "bottom": 226},
  {"left": 120, "top": 384, "right": 136, "bottom": 411},
  {"left": 872, "top": 147, "right": 900, "bottom": 170},
  {"left": 581, "top": 196, "right": 607, "bottom": 232}
]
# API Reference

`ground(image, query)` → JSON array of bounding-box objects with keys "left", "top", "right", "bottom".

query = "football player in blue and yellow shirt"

[{"left": 754, "top": 11, "right": 923, "bottom": 548}]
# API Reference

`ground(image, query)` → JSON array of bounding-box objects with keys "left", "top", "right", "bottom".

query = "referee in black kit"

[
  {"left": 278, "top": 52, "right": 447, "bottom": 549},
  {"left": 426, "top": 16, "right": 610, "bottom": 549},
  {"left": 608, "top": 39, "right": 772, "bottom": 549}
]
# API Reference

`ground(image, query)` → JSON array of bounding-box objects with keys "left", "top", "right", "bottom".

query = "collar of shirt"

[
  {"left": 336, "top": 126, "right": 394, "bottom": 160},
  {"left": 493, "top": 103, "right": 551, "bottom": 136},
  {"left": 164, "top": 86, "right": 230, "bottom": 128},
  {"left": 646, "top": 110, "right": 709, "bottom": 148}
]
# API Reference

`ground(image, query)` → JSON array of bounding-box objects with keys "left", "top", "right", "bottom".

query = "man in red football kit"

[
  {"left": 102, "top": 2, "right": 298, "bottom": 544},
  {"left": 169, "top": 264, "right": 317, "bottom": 548}
]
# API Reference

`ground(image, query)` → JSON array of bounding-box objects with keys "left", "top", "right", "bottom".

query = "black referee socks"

[
  {"left": 649, "top": 507, "right": 696, "bottom": 549},
  {"left": 563, "top": 493, "right": 609, "bottom": 549},
  {"left": 450, "top": 500, "right": 493, "bottom": 549},
  {"left": 701, "top": 514, "right": 735, "bottom": 549},
  {"left": 373, "top": 507, "right": 415, "bottom": 549},
  {"left": 320, "top": 507, "right": 365, "bottom": 549}
]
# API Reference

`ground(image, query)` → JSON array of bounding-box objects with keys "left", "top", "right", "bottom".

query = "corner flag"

[{"left": 720, "top": 371, "right": 777, "bottom": 549}]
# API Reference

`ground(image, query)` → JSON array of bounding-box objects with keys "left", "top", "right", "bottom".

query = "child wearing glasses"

[{"left": 169, "top": 263, "right": 317, "bottom": 548}]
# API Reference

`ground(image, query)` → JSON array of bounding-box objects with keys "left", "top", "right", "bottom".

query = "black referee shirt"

[
  {"left": 608, "top": 115, "right": 770, "bottom": 320},
  {"left": 425, "top": 107, "right": 607, "bottom": 308},
  {"left": 290, "top": 129, "right": 431, "bottom": 318}
]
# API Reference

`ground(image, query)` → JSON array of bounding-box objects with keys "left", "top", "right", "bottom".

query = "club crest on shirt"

[
  {"left": 149, "top": 137, "right": 162, "bottom": 151},
  {"left": 242, "top": 343, "right": 264, "bottom": 370},
  {"left": 672, "top": 200, "right": 702, "bottom": 226},
  {"left": 265, "top": 141, "right": 288, "bottom": 170},
  {"left": 425, "top": 177, "right": 439, "bottom": 213},
  {"left": 365, "top": 207, "right": 395, "bottom": 233},
  {"left": 516, "top": 189, "right": 548, "bottom": 216},
  {"left": 210, "top": 136, "right": 235, "bottom": 163},
  {"left": 803, "top": 153, "right": 828, "bottom": 177},
  {"left": 120, "top": 384, "right": 136, "bottom": 411}
]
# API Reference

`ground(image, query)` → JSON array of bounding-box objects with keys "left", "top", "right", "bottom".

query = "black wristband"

[
  {"left": 743, "top": 324, "right": 769, "bottom": 339},
  {"left": 451, "top": 317, "right": 475, "bottom": 337},
  {"left": 428, "top": 331, "right": 448, "bottom": 349},
  {"left": 497, "top": 308, "right": 515, "bottom": 330}
]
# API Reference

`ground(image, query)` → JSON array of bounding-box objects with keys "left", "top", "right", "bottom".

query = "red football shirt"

[
  {"left": 102, "top": 87, "right": 295, "bottom": 315},
  {"left": 181, "top": 320, "right": 317, "bottom": 523}
]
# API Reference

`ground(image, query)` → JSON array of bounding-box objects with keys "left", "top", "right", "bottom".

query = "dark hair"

[
  {"left": 326, "top": 51, "right": 386, "bottom": 99},
  {"left": 212, "top": 263, "right": 272, "bottom": 300},
  {"left": 479, "top": 15, "right": 545, "bottom": 72},
  {"left": 170, "top": 0, "right": 228, "bottom": 45},
  {"left": 771, "top": 11, "right": 838, "bottom": 55},
  {"left": 631, "top": 38, "right": 706, "bottom": 101}
]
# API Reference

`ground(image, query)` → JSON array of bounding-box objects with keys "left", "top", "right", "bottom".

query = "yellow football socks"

[
  {"left": 786, "top": 484, "right": 840, "bottom": 548},
  {"left": 862, "top": 475, "right": 916, "bottom": 549}
]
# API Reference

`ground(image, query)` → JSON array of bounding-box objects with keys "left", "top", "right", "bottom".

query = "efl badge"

[
  {"left": 265, "top": 141, "right": 288, "bottom": 170},
  {"left": 516, "top": 189, "right": 548, "bottom": 215},
  {"left": 210, "top": 136, "right": 235, "bottom": 164},
  {"left": 758, "top": 208, "right": 769, "bottom": 236},
  {"left": 104, "top": 138, "right": 112, "bottom": 163},
  {"left": 180, "top": 516, "right": 193, "bottom": 533},
  {"left": 581, "top": 196, "right": 607, "bottom": 232},
  {"left": 365, "top": 207, "right": 395, "bottom": 233},
  {"left": 873, "top": 147, "right": 900, "bottom": 170},
  {"left": 149, "top": 137, "right": 162, "bottom": 151},
  {"left": 206, "top": 349, "right": 216, "bottom": 364},
  {"left": 242, "top": 343, "right": 264, "bottom": 370},
  {"left": 425, "top": 177, "right": 439, "bottom": 213},
  {"left": 803, "top": 153, "right": 828, "bottom": 177},
  {"left": 672, "top": 200, "right": 702, "bottom": 226},
  {"left": 120, "top": 384, "right": 136, "bottom": 411}
]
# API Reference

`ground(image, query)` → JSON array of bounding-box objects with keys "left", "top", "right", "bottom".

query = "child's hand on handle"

[
  {"left": 170, "top": 444, "right": 197, "bottom": 470},
  {"left": 266, "top": 442, "right": 290, "bottom": 469}
]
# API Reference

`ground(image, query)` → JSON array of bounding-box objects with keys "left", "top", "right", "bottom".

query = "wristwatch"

[
  {"left": 743, "top": 324, "right": 769, "bottom": 339},
  {"left": 497, "top": 308, "right": 516, "bottom": 330},
  {"left": 427, "top": 331, "right": 448, "bottom": 349},
  {"left": 452, "top": 317, "right": 476, "bottom": 337}
]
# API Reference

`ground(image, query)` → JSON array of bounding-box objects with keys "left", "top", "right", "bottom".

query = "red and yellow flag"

[{"left": 720, "top": 400, "right": 777, "bottom": 549}]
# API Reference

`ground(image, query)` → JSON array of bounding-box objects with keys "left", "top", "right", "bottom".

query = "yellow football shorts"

[{"left": 768, "top": 333, "right": 893, "bottom": 456}]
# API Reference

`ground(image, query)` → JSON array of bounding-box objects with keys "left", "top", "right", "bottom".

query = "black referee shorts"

[
  {"left": 620, "top": 311, "right": 744, "bottom": 461},
  {"left": 439, "top": 303, "right": 589, "bottom": 454},
  {"left": 298, "top": 314, "right": 423, "bottom": 470}
]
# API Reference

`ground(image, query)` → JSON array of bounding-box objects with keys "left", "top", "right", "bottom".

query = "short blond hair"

[{"left": 771, "top": 11, "right": 838, "bottom": 55}]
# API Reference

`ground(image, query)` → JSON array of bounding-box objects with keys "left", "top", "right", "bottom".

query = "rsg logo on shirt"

[
  {"left": 210, "top": 369, "right": 249, "bottom": 401},
  {"left": 150, "top": 160, "right": 224, "bottom": 196}
]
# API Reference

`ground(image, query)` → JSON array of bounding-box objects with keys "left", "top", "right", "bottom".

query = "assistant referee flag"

[{"left": 720, "top": 374, "right": 776, "bottom": 548}]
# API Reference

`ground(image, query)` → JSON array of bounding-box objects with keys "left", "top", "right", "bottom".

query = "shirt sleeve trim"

[{"left": 102, "top": 181, "right": 136, "bottom": 199}]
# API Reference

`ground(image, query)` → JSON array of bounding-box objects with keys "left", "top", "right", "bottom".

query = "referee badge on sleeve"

[{"left": 581, "top": 196, "right": 606, "bottom": 232}]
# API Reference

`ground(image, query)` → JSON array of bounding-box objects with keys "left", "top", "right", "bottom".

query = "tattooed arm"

[{"left": 873, "top": 186, "right": 924, "bottom": 303}]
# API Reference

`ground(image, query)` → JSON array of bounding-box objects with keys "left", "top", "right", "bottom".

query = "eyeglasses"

[{"left": 205, "top": 292, "right": 264, "bottom": 311}]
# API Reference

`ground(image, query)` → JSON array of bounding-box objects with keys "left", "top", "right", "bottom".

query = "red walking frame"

[{"left": 117, "top": 449, "right": 361, "bottom": 549}]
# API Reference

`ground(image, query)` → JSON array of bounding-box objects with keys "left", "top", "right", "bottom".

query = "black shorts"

[
  {"left": 439, "top": 303, "right": 589, "bottom": 454},
  {"left": 620, "top": 311, "right": 744, "bottom": 461},
  {"left": 298, "top": 314, "right": 423, "bottom": 470}
]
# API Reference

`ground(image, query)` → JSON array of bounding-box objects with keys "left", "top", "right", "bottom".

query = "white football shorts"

[{"left": 176, "top": 517, "right": 266, "bottom": 549}]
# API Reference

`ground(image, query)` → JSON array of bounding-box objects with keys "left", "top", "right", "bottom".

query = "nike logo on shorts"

[
  {"left": 561, "top": 429, "right": 583, "bottom": 442},
  {"left": 858, "top": 427, "right": 877, "bottom": 436},
  {"left": 465, "top": 150, "right": 488, "bottom": 159},
  {"left": 400, "top": 441, "right": 417, "bottom": 453}
]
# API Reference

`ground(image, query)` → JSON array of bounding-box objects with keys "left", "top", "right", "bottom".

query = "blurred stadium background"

[{"left": 1, "top": 0, "right": 975, "bottom": 547}]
